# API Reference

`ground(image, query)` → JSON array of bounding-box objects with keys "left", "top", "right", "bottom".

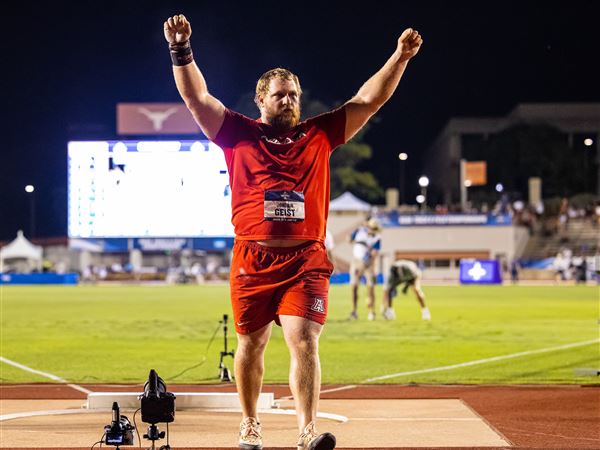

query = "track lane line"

[
  {"left": 364, "top": 338, "right": 600, "bottom": 382},
  {"left": 0, "top": 356, "right": 92, "bottom": 395}
]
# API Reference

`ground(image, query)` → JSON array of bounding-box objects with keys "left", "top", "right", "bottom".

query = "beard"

[{"left": 266, "top": 105, "right": 301, "bottom": 131}]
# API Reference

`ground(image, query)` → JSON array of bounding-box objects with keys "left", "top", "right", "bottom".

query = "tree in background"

[
  {"left": 234, "top": 92, "right": 383, "bottom": 202},
  {"left": 329, "top": 125, "right": 383, "bottom": 202}
]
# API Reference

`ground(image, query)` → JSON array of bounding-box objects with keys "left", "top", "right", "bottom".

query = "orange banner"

[
  {"left": 117, "top": 103, "right": 200, "bottom": 135},
  {"left": 465, "top": 161, "right": 487, "bottom": 186}
]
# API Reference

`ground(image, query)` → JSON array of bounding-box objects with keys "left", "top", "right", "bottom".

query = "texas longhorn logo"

[{"left": 138, "top": 107, "right": 178, "bottom": 131}]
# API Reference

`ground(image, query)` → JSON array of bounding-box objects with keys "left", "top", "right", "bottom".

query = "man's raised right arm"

[{"left": 164, "top": 14, "right": 225, "bottom": 140}]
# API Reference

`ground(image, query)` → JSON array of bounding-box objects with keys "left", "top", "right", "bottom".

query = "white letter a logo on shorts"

[{"left": 311, "top": 298, "right": 325, "bottom": 313}]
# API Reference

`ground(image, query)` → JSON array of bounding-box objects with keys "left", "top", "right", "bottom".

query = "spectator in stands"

[
  {"left": 41, "top": 260, "right": 50, "bottom": 273},
  {"left": 82, "top": 265, "right": 94, "bottom": 283},
  {"left": 381, "top": 259, "right": 430, "bottom": 320},
  {"left": 96, "top": 265, "right": 108, "bottom": 280},
  {"left": 558, "top": 197, "right": 570, "bottom": 241},
  {"left": 553, "top": 250, "right": 571, "bottom": 282},
  {"left": 206, "top": 258, "right": 220, "bottom": 281},
  {"left": 592, "top": 201, "right": 600, "bottom": 228},
  {"left": 349, "top": 218, "right": 381, "bottom": 321},
  {"left": 190, "top": 262, "right": 206, "bottom": 284},
  {"left": 572, "top": 255, "right": 588, "bottom": 284},
  {"left": 55, "top": 261, "right": 67, "bottom": 274},
  {"left": 509, "top": 258, "right": 520, "bottom": 284},
  {"left": 499, "top": 193, "right": 510, "bottom": 215}
]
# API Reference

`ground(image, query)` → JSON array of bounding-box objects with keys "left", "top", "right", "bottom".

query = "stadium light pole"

[
  {"left": 25, "top": 185, "right": 36, "bottom": 238},
  {"left": 418, "top": 176, "right": 429, "bottom": 212},
  {"left": 398, "top": 152, "right": 408, "bottom": 205},
  {"left": 583, "top": 138, "right": 594, "bottom": 192}
]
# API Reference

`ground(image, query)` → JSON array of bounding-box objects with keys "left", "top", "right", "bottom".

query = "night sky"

[{"left": 1, "top": 0, "right": 599, "bottom": 240}]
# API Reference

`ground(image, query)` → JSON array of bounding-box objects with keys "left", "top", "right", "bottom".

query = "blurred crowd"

[{"left": 552, "top": 248, "right": 592, "bottom": 284}]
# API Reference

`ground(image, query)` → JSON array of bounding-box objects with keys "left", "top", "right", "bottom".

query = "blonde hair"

[{"left": 254, "top": 68, "right": 302, "bottom": 108}]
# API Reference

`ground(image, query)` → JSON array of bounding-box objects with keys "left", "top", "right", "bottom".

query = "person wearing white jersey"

[
  {"left": 382, "top": 259, "right": 431, "bottom": 320},
  {"left": 325, "top": 228, "right": 335, "bottom": 269},
  {"left": 349, "top": 218, "right": 381, "bottom": 320}
]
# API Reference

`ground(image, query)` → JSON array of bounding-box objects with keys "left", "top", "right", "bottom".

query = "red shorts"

[{"left": 230, "top": 240, "right": 333, "bottom": 335}]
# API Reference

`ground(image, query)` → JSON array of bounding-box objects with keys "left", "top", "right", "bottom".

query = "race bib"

[{"left": 264, "top": 190, "right": 305, "bottom": 222}]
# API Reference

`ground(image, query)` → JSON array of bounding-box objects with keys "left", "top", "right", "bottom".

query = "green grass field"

[{"left": 0, "top": 284, "right": 598, "bottom": 385}]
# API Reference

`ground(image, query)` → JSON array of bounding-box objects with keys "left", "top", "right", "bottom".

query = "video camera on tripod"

[
  {"left": 139, "top": 369, "right": 176, "bottom": 449},
  {"left": 98, "top": 370, "right": 175, "bottom": 449},
  {"left": 141, "top": 369, "right": 176, "bottom": 424}
]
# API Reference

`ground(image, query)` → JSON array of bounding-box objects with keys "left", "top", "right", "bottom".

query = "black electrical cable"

[
  {"left": 90, "top": 434, "right": 105, "bottom": 449},
  {"left": 132, "top": 407, "right": 142, "bottom": 448},
  {"left": 169, "top": 320, "right": 223, "bottom": 380}
]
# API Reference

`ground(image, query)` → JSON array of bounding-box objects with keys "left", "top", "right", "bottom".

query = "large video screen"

[{"left": 68, "top": 140, "right": 234, "bottom": 238}]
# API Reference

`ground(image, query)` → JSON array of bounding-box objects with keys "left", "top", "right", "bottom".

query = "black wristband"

[{"left": 169, "top": 40, "right": 194, "bottom": 66}]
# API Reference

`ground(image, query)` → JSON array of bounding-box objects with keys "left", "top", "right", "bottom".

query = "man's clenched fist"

[
  {"left": 164, "top": 14, "right": 192, "bottom": 44},
  {"left": 397, "top": 28, "right": 423, "bottom": 62}
]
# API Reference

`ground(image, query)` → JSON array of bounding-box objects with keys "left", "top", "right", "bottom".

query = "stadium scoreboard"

[{"left": 68, "top": 140, "right": 234, "bottom": 238}]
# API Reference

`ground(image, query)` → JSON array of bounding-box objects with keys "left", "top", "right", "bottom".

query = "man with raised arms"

[{"left": 164, "top": 14, "right": 422, "bottom": 450}]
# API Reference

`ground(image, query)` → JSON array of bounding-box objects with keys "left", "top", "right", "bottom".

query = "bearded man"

[{"left": 164, "top": 13, "right": 422, "bottom": 450}]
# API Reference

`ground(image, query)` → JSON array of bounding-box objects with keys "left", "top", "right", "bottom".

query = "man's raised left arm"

[{"left": 344, "top": 28, "right": 423, "bottom": 141}]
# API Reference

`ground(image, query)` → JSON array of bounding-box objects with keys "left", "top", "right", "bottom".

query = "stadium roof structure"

[
  {"left": 0, "top": 230, "right": 43, "bottom": 265},
  {"left": 329, "top": 191, "right": 372, "bottom": 212}
]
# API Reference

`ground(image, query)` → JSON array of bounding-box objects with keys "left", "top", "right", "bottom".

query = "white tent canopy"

[
  {"left": 329, "top": 191, "right": 372, "bottom": 212},
  {"left": 0, "top": 230, "right": 43, "bottom": 271}
]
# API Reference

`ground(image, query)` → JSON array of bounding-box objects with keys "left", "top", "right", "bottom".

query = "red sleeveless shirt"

[{"left": 212, "top": 107, "right": 346, "bottom": 243}]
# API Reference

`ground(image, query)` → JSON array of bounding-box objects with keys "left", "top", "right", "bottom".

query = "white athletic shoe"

[
  {"left": 239, "top": 417, "right": 262, "bottom": 450},
  {"left": 348, "top": 311, "right": 358, "bottom": 321},
  {"left": 367, "top": 311, "right": 375, "bottom": 321},
  {"left": 421, "top": 308, "right": 431, "bottom": 321},
  {"left": 383, "top": 307, "right": 396, "bottom": 320},
  {"left": 297, "top": 421, "right": 336, "bottom": 450}
]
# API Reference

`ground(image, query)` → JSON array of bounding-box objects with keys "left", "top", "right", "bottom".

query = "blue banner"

[
  {"left": 459, "top": 260, "right": 502, "bottom": 284},
  {"left": 380, "top": 213, "right": 512, "bottom": 227},
  {"left": 0, "top": 273, "right": 79, "bottom": 285},
  {"left": 70, "top": 237, "right": 234, "bottom": 252}
]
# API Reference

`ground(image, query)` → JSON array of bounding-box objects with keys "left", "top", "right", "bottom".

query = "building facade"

[{"left": 425, "top": 103, "right": 600, "bottom": 206}]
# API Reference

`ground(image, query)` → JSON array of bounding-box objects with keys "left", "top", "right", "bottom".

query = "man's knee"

[
  {"left": 287, "top": 325, "right": 321, "bottom": 354},
  {"left": 237, "top": 327, "right": 271, "bottom": 355}
]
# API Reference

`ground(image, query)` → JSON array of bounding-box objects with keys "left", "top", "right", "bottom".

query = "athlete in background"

[
  {"left": 382, "top": 259, "right": 431, "bottom": 320},
  {"left": 348, "top": 218, "right": 382, "bottom": 320},
  {"left": 164, "top": 14, "right": 422, "bottom": 450}
]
